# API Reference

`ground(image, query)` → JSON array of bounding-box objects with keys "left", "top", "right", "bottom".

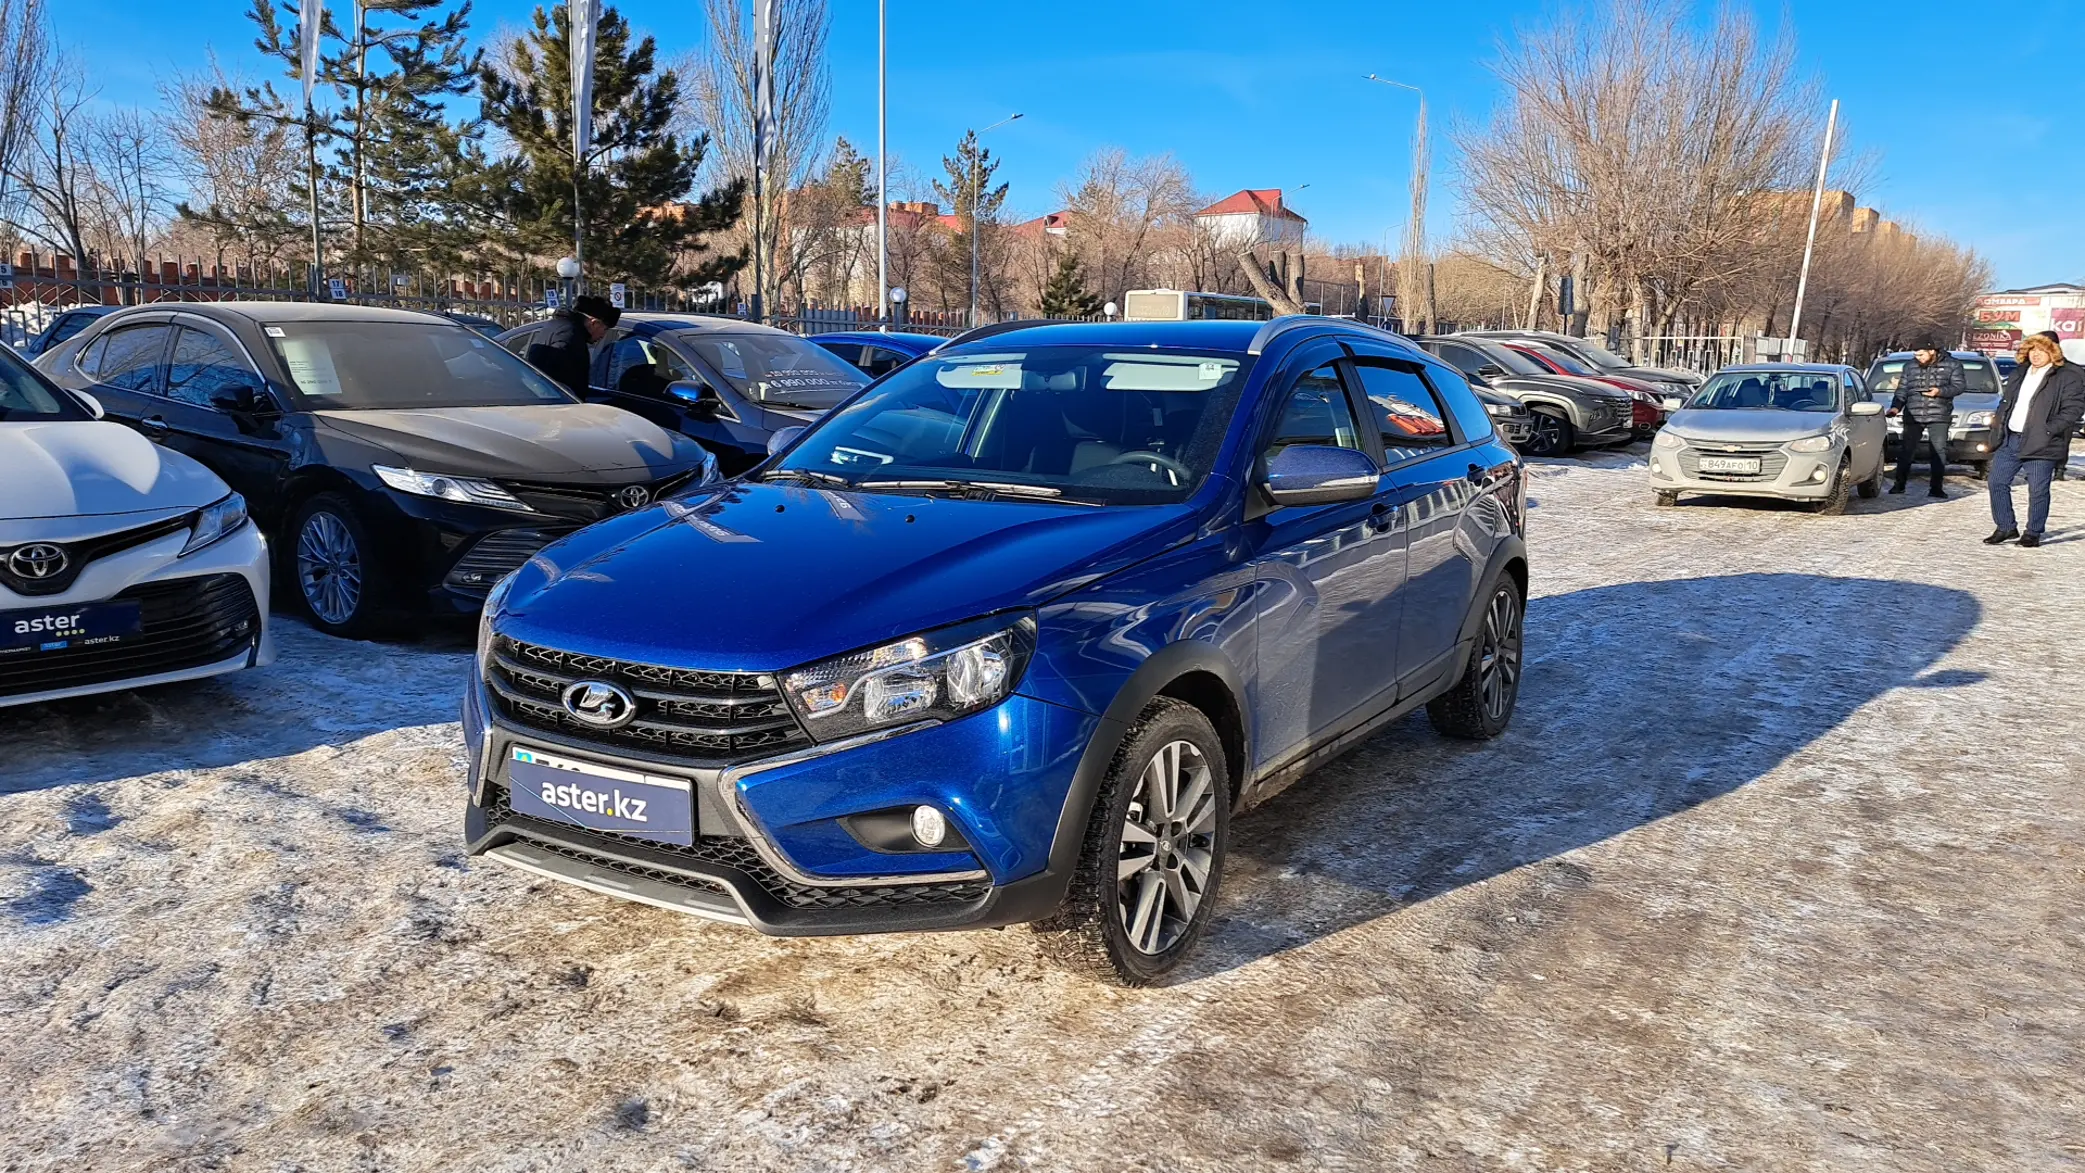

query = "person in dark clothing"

[
  {"left": 524, "top": 294, "right": 620, "bottom": 396},
  {"left": 1984, "top": 333, "right": 2085, "bottom": 547},
  {"left": 2026, "top": 330, "right": 2074, "bottom": 481},
  {"left": 1890, "top": 339, "right": 1964, "bottom": 497}
]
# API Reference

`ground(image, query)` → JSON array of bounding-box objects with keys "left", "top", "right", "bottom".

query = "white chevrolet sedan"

[
  {"left": 1648, "top": 363, "right": 1885, "bottom": 514},
  {"left": 1, "top": 349, "right": 273, "bottom": 708}
]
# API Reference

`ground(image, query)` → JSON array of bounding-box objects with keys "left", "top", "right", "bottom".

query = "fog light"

[
  {"left": 1650, "top": 457, "right": 1662, "bottom": 473},
  {"left": 910, "top": 805, "right": 947, "bottom": 848},
  {"left": 1977, "top": 443, "right": 1989, "bottom": 453}
]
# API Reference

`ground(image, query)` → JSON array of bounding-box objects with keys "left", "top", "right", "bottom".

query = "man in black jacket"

[
  {"left": 1890, "top": 340, "right": 1964, "bottom": 497},
  {"left": 1984, "top": 333, "right": 2085, "bottom": 547},
  {"left": 524, "top": 294, "right": 620, "bottom": 396}
]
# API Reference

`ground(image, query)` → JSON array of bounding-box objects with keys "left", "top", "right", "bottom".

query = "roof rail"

[
  {"left": 926, "top": 318, "right": 1064, "bottom": 354},
  {"left": 1246, "top": 314, "right": 1417, "bottom": 356}
]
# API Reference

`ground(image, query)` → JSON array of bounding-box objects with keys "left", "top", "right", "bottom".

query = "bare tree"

[
  {"left": 682, "top": 0, "right": 830, "bottom": 311},
  {"left": 0, "top": 0, "right": 52, "bottom": 256},
  {"left": 83, "top": 107, "right": 175, "bottom": 278},
  {"left": 11, "top": 59, "right": 96, "bottom": 267},
  {"left": 1059, "top": 149, "right": 1195, "bottom": 305},
  {"left": 163, "top": 68, "right": 308, "bottom": 276}
]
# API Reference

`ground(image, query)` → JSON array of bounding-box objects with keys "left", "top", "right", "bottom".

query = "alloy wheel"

[
  {"left": 1529, "top": 412, "right": 1565, "bottom": 456},
  {"left": 297, "top": 511, "right": 363, "bottom": 626},
  {"left": 1116, "top": 739, "right": 1218, "bottom": 956},
  {"left": 1477, "top": 585, "right": 1523, "bottom": 722}
]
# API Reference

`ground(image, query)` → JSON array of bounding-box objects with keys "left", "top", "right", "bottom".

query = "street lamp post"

[
  {"left": 1365, "top": 74, "right": 1429, "bottom": 334},
  {"left": 877, "top": 0, "right": 888, "bottom": 322},
  {"left": 970, "top": 113, "right": 1022, "bottom": 328}
]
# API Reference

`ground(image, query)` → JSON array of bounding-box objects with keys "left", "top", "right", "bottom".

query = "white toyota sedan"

[{"left": 2, "top": 348, "right": 273, "bottom": 708}]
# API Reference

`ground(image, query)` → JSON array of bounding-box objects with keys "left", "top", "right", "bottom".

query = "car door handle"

[
  {"left": 1368, "top": 502, "right": 1398, "bottom": 532},
  {"left": 138, "top": 415, "right": 170, "bottom": 438}
]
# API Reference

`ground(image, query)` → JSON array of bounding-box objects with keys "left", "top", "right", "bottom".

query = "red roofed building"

[{"left": 1193, "top": 188, "right": 1307, "bottom": 248}]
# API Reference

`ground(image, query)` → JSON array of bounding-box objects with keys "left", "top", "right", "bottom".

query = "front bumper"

[
  {"left": 461, "top": 669, "right": 1099, "bottom": 935},
  {"left": 1647, "top": 442, "right": 1844, "bottom": 500},
  {"left": 1, "top": 522, "right": 272, "bottom": 708},
  {"left": 1884, "top": 425, "right": 1993, "bottom": 465}
]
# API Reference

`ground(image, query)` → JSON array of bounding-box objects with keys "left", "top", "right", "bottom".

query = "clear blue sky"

[{"left": 53, "top": 0, "right": 2079, "bottom": 288}]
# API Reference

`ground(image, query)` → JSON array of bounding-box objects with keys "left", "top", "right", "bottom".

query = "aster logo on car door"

[{"left": 506, "top": 746, "right": 696, "bottom": 846}]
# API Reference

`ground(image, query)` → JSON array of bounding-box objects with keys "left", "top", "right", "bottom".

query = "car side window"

[
  {"left": 863, "top": 346, "right": 909, "bottom": 378},
  {"left": 1436, "top": 342, "right": 1489, "bottom": 380},
  {"left": 815, "top": 341, "right": 865, "bottom": 370},
  {"left": 1419, "top": 361, "right": 1494, "bottom": 444},
  {"left": 498, "top": 327, "right": 535, "bottom": 357},
  {"left": 90, "top": 324, "right": 172, "bottom": 393},
  {"left": 165, "top": 327, "right": 260, "bottom": 408},
  {"left": 607, "top": 336, "right": 700, "bottom": 400},
  {"left": 1262, "top": 363, "right": 1365, "bottom": 465},
  {"left": 1350, "top": 361, "right": 1456, "bottom": 463},
  {"left": 49, "top": 313, "right": 96, "bottom": 346}
]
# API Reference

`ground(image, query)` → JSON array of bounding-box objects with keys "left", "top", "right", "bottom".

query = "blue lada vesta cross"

[{"left": 463, "top": 316, "right": 1528, "bottom": 984}]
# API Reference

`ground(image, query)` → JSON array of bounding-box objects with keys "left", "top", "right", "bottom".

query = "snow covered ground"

[{"left": 4, "top": 454, "right": 2083, "bottom": 1172}]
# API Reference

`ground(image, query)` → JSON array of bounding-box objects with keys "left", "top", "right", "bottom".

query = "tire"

[
  {"left": 1427, "top": 575, "right": 1525, "bottom": 741},
  {"left": 1856, "top": 455, "right": 1884, "bottom": 499},
  {"left": 1525, "top": 409, "right": 1573, "bottom": 457},
  {"left": 1810, "top": 459, "right": 1851, "bottom": 515},
  {"left": 1654, "top": 491, "right": 1680, "bottom": 508},
  {"left": 1031, "top": 698, "right": 1230, "bottom": 986},
  {"left": 289, "top": 493, "right": 384, "bottom": 638}
]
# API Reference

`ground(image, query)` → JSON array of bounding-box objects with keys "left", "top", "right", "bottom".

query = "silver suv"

[{"left": 1649, "top": 364, "right": 1885, "bottom": 514}]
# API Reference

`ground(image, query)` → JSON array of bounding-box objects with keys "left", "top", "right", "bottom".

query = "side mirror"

[
  {"left": 210, "top": 385, "right": 270, "bottom": 415},
  {"left": 1476, "top": 364, "right": 1507, "bottom": 379},
  {"left": 1661, "top": 396, "right": 1686, "bottom": 412},
  {"left": 73, "top": 390, "right": 105, "bottom": 419},
  {"left": 1261, "top": 445, "right": 1379, "bottom": 507},
  {"left": 766, "top": 426, "right": 805, "bottom": 457},
  {"left": 667, "top": 379, "right": 721, "bottom": 416},
  {"left": 1849, "top": 400, "right": 1883, "bottom": 417}
]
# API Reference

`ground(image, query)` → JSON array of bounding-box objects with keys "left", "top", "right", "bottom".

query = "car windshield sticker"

[
  {"left": 1100, "top": 354, "right": 1238, "bottom": 392},
  {"left": 278, "top": 336, "right": 345, "bottom": 397},
  {"left": 937, "top": 359, "right": 1024, "bottom": 390}
]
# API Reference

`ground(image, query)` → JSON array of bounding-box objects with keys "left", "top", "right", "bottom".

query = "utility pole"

[
  {"left": 752, "top": 0, "right": 775, "bottom": 322},
  {"left": 571, "top": 0, "right": 598, "bottom": 294},
  {"left": 969, "top": 113, "right": 1022, "bottom": 328},
  {"left": 1365, "top": 75, "right": 1429, "bottom": 335},
  {"left": 1788, "top": 98, "right": 1840, "bottom": 349},
  {"left": 876, "top": 0, "right": 887, "bottom": 322}
]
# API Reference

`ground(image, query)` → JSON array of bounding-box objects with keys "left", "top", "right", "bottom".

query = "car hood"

[
  {"left": 0, "top": 420, "right": 226, "bottom": 522},
  {"left": 313, "top": 404, "right": 693, "bottom": 480},
  {"left": 1667, "top": 409, "right": 1836, "bottom": 442},
  {"left": 1623, "top": 365, "right": 1701, "bottom": 386},
  {"left": 497, "top": 481, "right": 1204, "bottom": 672}
]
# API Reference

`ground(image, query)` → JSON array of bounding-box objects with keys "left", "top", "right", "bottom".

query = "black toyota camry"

[{"left": 35, "top": 303, "right": 714, "bottom": 637}]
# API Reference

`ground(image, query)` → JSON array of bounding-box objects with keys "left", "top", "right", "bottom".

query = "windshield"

[
  {"left": 265, "top": 321, "right": 575, "bottom": 409},
  {"left": 1554, "top": 337, "right": 1632, "bottom": 370},
  {"left": 673, "top": 331, "right": 867, "bottom": 409},
  {"left": 768, "top": 346, "right": 1250, "bottom": 505},
  {"left": 1516, "top": 344, "right": 1596, "bottom": 377},
  {"left": 1686, "top": 372, "right": 1840, "bottom": 412},
  {"left": 1867, "top": 357, "right": 2001, "bottom": 396},
  {"left": 0, "top": 349, "right": 89, "bottom": 421}
]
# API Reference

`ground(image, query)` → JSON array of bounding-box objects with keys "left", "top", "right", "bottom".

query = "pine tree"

[
  {"left": 471, "top": 3, "right": 742, "bottom": 289},
  {"left": 1040, "top": 251, "right": 1103, "bottom": 319}
]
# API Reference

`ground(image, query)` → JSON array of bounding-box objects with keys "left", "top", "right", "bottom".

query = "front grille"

[
  {"left": 487, "top": 636, "right": 811, "bottom": 763},
  {"left": 0, "top": 573, "right": 258, "bottom": 698},
  {"left": 500, "top": 470, "right": 701, "bottom": 522},
  {"left": 1677, "top": 441, "right": 1790, "bottom": 482},
  {"left": 484, "top": 782, "right": 989, "bottom": 911},
  {"left": 443, "top": 528, "right": 574, "bottom": 594},
  {"left": 0, "top": 514, "right": 193, "bottom": 597}
]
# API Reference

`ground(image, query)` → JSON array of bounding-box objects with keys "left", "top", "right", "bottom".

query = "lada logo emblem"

[{"left": 561, "top": 680, "right": 637, "bottom": 729}]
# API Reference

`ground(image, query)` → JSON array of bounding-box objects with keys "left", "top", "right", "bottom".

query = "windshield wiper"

[
  {"left": 855, "top": 477, "right": 1078, "bottom": 502},
  {"left": 757, "top": 468, "right": 855, "bottom": 488}
]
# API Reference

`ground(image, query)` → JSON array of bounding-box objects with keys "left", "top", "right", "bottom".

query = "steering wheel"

[{"left": 1105, "top": 450, "right": 1191, "bottom": 480}]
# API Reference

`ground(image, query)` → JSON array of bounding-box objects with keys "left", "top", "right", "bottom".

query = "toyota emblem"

[
  {"left": 616, "top": 485, "right": 652, "bottom": 510},
  {"left": 561, "top": 680, "right": 636, "bottom": 728},
  {"left": 7, "top": 543, "right": 68, "bottom": 581}
]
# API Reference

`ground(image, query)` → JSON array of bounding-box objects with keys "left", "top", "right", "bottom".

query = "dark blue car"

[
  {"left": 497, "top": 314, "right": 871, "bottom": 475},
  {"left": 810, "top": 330, "right": 946, "bottom": 378},
  {"left": 463, "top": 316, "right": 1528, "bottom": 983}
]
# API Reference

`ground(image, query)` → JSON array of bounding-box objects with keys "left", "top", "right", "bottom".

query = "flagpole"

[
  {"left": 301, "top": 0, "right": 323, "bottom": 297},
  {"left": 752, "top": 0, "right": 775, "bottom": 324},
  {"left": 1788, "top": 98, "right": 1839, "bottom": 346},
  {"left": 570, "top": 0, "right": 597, "bottom": 296}
]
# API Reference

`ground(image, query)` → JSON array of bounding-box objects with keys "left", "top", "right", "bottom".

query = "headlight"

[
  {"left": 1484, "top": 402, "right": 1516, "bottom": 418},
  {"left": 1962, "top": 411, "right": 1993, "bottom": 428},
  {"left": 1787, "top": 433, "right": 1835, "bottom": 453},
  {"left": 476, "top": 571, "right": 517, "bottom": 673},
  {"left": 783, "top": 614, "right": 1037, "bottom": 740},
  {"left": 1651, "top": 429, "right": 1682, "bottom": 449},
  {"left": 180, "top": 492, "right": 249, "bottom": 556},
  {"left": 373, "top": 465, "right": 534, "bottom": 512}
]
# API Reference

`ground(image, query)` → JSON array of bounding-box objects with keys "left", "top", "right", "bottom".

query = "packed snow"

[{"left": 4, "top": 453, "right": 2083, "bottom": 1171}]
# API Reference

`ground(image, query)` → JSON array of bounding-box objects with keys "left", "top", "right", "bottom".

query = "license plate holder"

[
  {"left": 1699, "top": 455, "right": 1762, "bottom": 475},
  {"left": 0, "top": 599, "right": 144, "bottom": 655},
  {"left": 506, "top": 745, "right": 695, "bottom": 846}
]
